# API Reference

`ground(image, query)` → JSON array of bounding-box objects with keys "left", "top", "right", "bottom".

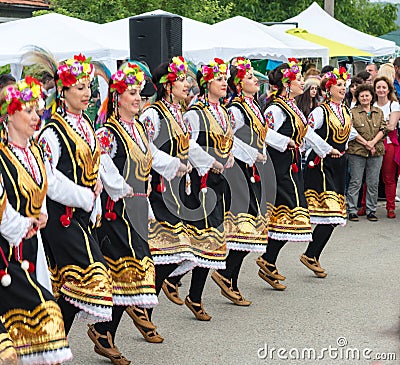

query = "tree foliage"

[{"left": 36, "top": 0, "right": 398, "bottom": 36}]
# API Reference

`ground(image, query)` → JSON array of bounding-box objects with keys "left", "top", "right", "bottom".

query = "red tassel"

[
  {"left": 60, "top": 206, "right": 73, "bottom": 228},
  {"left": 104, "top": 197, "right": 117, "bottom": 221},
  {"left": 28, "top": 261, "right": 35, "bottom": 274},
  {"left": 308, "top": 156, "right": 321, "bottom": 168},
  {"left": 156, "top": 177, "right": 166, "bottom": 193},
  {"left": 200, "top": 172, "right": 209, "bottom": 193},
  {"left": 291, "top": 163, "right": 298, "bottom": 173},
  {"left": 251, "top": 165, "right": 261, "bottom": 183}
]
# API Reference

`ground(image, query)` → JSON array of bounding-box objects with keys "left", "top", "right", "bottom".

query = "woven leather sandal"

[
  {"left": 162, "top": 279, "right": 184, "bottom": 305},
  {"left": 184, "top": 296, "right": 211, "bottom": 321},
  {"left": 258, "top": 269, "right": 286, "bottom": 290},
  {"left": 256, "top": 257, "right": 286, "bottom": 281},
  {"left": 125, "top": 305, "right": 156, "bottom": 330}
]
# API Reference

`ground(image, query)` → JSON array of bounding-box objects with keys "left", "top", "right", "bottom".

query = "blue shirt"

[{"left": 394, "top": 79, "right": 400, "bottom": 98}]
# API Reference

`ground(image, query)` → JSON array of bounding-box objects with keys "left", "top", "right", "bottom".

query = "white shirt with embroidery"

[
  {"left": 139, "top": 100, "right": 184, "bottom": 181},
  {"left": 38, "top": 112, "right": 95, "bottom": 212}
]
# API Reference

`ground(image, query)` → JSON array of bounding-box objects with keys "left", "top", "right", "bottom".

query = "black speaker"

[{"left": 129, "top": 15, "right": 183, "bottom": 73}]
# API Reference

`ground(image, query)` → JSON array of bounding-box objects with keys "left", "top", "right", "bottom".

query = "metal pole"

[{"left": 324, "top": 0, "right": 334, "bottom": 17}]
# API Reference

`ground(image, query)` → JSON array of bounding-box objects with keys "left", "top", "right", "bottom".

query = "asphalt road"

[{"left": 68, "top": 201, "right": 400, "bottom": 365}]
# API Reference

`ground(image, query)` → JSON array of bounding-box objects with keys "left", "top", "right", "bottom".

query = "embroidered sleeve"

[
  {"left": 143, "top": 116, "right": 155, "bottom": 142},
  {"left": 228, "top": 109, "right": 236, "bottom": 131},
  {"left": 308, "top": 113, "right": 315, "bottom": 128},
  {"left": 228, "top": 106, "right": 245, "bottom": 133},
  {"left": 38, "top": 137, "right": 53, "bottom": 166},
  {"left": 96, "top": 127, "right": 116, "bottom": 157},
  {"left": 307, "top": 106, "right": 324, "bottom": 130},
  {"left": 265, "top": 110, "right": 274, "bottom": 129}
]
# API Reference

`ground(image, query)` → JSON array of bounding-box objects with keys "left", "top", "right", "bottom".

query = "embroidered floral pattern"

[
  {"left": 265, "top": 111, "right": 274, "bottom": 129},
  {"left": 97, "top": 129, "right": 115, "bottom": 155},
  {"left": 143, "top": 116, "right": 155, "bottom": 142},
  {"left": 38, "top": 137, "right": 53, "bottom": 166},
  {"left": 308, "top": 113, "right": 315, "bottom": 128}
]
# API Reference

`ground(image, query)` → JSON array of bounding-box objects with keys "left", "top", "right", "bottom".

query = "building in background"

[{"left": 0, "top": 0, "right": 49, "bottom": 23}]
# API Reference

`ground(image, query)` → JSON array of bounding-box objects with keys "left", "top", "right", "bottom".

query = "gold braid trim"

[
  {"left": 49, "top": 262, "right": 112, "bottom": 306},
  {"left": 267, "top": 203, "right": 312, "bottom": 233},
  {"left": 224, "top": 211, "right": 268, "bottom": 243},
  {"left": 1, "top": 301, "right": 68, "bottom": 357},
  {"left": 0, "top": 143, "right": 47, "bottom": 218},
  {"left": 195, "top": 103, "right": 233, "bottom": 158},
  {"left": 274, "top": 97, "right": 308, "bottom": 146},
  {"left": 0, "top": 332, "right": 17, "bottom": 363},
  {"left": 0, "top": 179, "right": 6, "bottom": 223},
  {"left": 305, "top": 189, "right": 347, "bottom": 217},
  {"left": 104, "top": 256, "right": 155, "bottom": 296},
  {"left": 232, "top": 98, "right": 267, "bottom": 149},
  {"left": 52, "top": 113, "right": 100, "bottom": 187},
  {"left": 106, "top": 117, "right": 152, "bottom": 182},
  {"left": 152, "top": 102, "right": 189, "bottom": 160},
  {"left": 321, "top": 103, "right": 351, "bottom": 144}
]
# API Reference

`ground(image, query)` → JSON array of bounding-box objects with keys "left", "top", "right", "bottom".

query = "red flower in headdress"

[
  {"left": 288, "top": 58, "right": 298, "bottom": 63},
  {"left": 7, "top": 99, "right": 22, "bottom": 115},
  {"left": 74, "top": 54, "right": 86, "bottom": 62},
  {"left": 325, "top": 78, "right": 337, "bottom": 90},
  {"left": 202, "top": 67, "right": 214, "bottom": 82},
  {"left": 214, "top": 58, "right": 224, "bottom": 65},
  {"left": 25, "top": 76, "right": 39, "bottom": 85},
  {"left": 110, "top": 80, "right": 128, "bottom": 94},
  {"left": 166, "top": 73, "right": 177, "bottom": 83},
  {"left": 236, "top": 68, "right": 247, "bottom": 81},
  {"left": 178, "top": 56, "right": 185, "bottom": 63},
  {"left": 59, "top": 72, "right": 77, "bottom": 87}
]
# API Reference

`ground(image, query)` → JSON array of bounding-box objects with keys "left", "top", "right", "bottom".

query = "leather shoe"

[
  {"left": 125, "top": 305, "right": 156, "bottom": 330},
  {"left": 87, "top": 324, "right": 131, "bottom": 365},
  {"left": 132, "top": 322, "right": 164, "bottom": 343},
  {"left": 211, "top": 271, "right": 240, "bottom": 300},
  {"left": 162, "top": 279, "right": 184, "bottom": 305},
  {"left": 258, "top": 269, "right": 286, "bottom": 290},
  {"left": 221, "top": 289, "right": 252, "bottom": 306},
  {"left": 300, "top": 254, "right": 325, "bottom": 273},
  {"left": 184, "top": 296, "right": 211, "bottom": 321},
  {"left": 367, "top": 212, "right": 378, "bottom": 221},
  {"left": 348, "top": 213, "right": 359, "bottom": 222},
  {"left": 256, "top": 256, "right": 286, "bottom": 280}
]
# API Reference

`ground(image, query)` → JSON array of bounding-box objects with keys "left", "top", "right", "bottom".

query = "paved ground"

[{"left": 68, "top": 201, "right": 400, "bottom": 365}]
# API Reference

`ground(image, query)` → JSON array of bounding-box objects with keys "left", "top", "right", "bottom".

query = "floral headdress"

[
  {"left": 200, "top": 58, "right": 228, "bottom": 86},
  {"left": 110, "top": 63, "right": 146, "bottom": 94},
  {"left": 57, "top": 54, "right": 95, "bottom": 88},
  {"left": 159, "top": 56, "right": 188, "bottom": 84},
  {"left": 322, "top": 67, "right": 350, "bottom": 90},
  {"left": 281, "top": 58, "right": 302, "bottom": 84},
  {"left": 232, "top": 58, "right": 253, "bottom": 86},
  {"left": 1, "top": 76, "right": 43, "bottom": 116}
]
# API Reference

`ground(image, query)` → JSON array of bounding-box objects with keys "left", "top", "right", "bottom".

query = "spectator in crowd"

[
  {"left": 321, "top": 65, "right": 334, "bottom": 77},
  {"left": 345, "top": 76, "right": 363, "bottom": 109},
  {"left": 393, "top": 57, "right": 400, "bottom": 97},
  {"left": 377, "top": 63, "right": 395, "bottom": 83},
  {"left": 295, "top": 77, "right": 321, "bottom": 118},
  {"left": 366, "top": 63, "right": 379, "bottom": 82},
  {"left": 304, "top": 68, "right": 321, "bottom": 81},
  {"left": 347, "top": 84, "right": 386, "bottom": 222},
  {"left": 357, "top": 71, "right": 373, "bottom": 85}
]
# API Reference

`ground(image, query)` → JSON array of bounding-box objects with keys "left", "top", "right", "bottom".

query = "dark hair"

[
  {"left": 263, "top": 63, "right": 289, "bottom": 111},
  {"left": 41, "top": 71, "right": 54, "bottom": 84},
  {"left": 321, "top": 65, "right": 334, "bottom": 76},
  {"left": 393, "top": 57, "right": 400, "bottom": 68},
  {"left": 356, "top": 71, "right": 371, "bottom": 82},
  {"left": 354, "top": 84, "right": 374, "bottom": 105},
  {"left": 373, "top": 75, "right": 397, "bottom": 102},
  {"left": 295, "top": 88, "right": 319, "bottom": 118},
  {"left": 151, "top": 61, "right": 169, "bottom": 101},
  {"left": 0, "top": 74, "right": 16, "bottom": 89},
  {"left": 350, "top": 76, "right": 363, "bottom": 87},
  {"left": 227, "top": 65, "right": 239, "bottom": 97}
]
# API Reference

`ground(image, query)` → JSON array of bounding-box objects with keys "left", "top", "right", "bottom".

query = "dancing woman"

[
  {"left": 0, "top": 78, "right": 72, "bottom": 364},
  {"left": 302, "top": 68, "right": 352, "bottom": 277},
  {"left": 86, "top": 63, "right": 158, "bottom": 364},
  {"left": 38, "top": 54, "right": 113, "bottom": 333},
  {"left": 257, "top": 60, "right": 339, "bottom": 290}
]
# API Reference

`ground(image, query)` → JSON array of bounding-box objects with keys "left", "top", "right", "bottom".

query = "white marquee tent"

[
  {"left": 211, "top": 16, "right": 329, "bottom": 64},
  {"left": 102, "top": 10, "right": 329, "bottom": 65},
  {"left": 275, "top": 2, "right": 396, "bottom": 57}
]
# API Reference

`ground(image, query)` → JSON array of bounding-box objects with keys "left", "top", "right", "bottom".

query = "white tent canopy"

[
  {"left": 275, "top": 2, "right": 396, "bottom": 57},
  {"left": 211, "top": 16, "right": 329, "bottom": 64},
  {"left": 102, "top": 11, "right": 329, "bottom": 65},
  {"left": 0, "top": 13, "right": 126, "bottom": 67}
]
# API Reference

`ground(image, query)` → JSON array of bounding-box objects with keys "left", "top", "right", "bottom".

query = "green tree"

[{"left": 35, "top": 0, "right": 397, "bottom": 36}]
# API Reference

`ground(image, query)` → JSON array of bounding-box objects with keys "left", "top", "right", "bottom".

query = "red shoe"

[
  {"left": 387, "top": 210, "right": 396, "bottom": 219},
  {"left": 357, "top": 206, "right": 366, "bottom": 216}
]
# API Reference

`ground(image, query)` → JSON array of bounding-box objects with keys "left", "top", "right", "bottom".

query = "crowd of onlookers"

[{"left": 294, "top": 59, "right": 400, "bottom": 222}]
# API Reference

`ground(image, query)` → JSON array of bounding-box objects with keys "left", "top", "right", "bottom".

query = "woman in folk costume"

[
  {"left": 0, "top": 79, "right": 72, "bottom": 364},
  {"left": 127, "top": 56, "right": 190, "bottom": 343},
  {"left": 164, "top": 58, "right": 234, "bottom": 319},
  {"left": 257, "top": 60, "right": 340, "bottom": 290},
  {"left": 87, "top": 63, "right": 157, "bottom": 365},
  {"left": 37, "top": 54, "right": 113, "bottom": 333},
  {"left": 212, "top": 58, "right": 292, "bottom": 305},
  {"left": 302, "top": 68, "right": 351, "bottom": 277}
]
